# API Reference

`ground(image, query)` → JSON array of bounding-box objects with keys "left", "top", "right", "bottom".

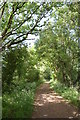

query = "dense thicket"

[
  {"left": 35, "top": 3, "right": 79, "bottom": 87},
  {"left": 36, "top": 26, "right": 78, "bottom": 87},
  {"left": 2, "top": 45, "right": 41, "bottom": 118},
  {"left": 2, "top": 45, "right": 40, "bottom": 92}
]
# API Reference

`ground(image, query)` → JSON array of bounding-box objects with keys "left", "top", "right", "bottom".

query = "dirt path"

[{"left": 32, "top": 82, "right": 79, "bottom": 118}]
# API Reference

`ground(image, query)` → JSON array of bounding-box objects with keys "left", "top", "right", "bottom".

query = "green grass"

[
  {"left": 50, "top": 80, "right": 79, "bottom": 107},
  {"left": 2, "top": 80, "right": 43, "bottom": 118}
]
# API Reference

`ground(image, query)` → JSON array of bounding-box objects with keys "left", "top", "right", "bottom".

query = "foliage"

[
  {"left": 2, "top": 48, "right": 17, "bottom": 88},
  {"left": 0, "top": 2, "right": 55, "bottom": 51},
  {"left": 3, "top": 81, "right": 36, "bottom": 118},
  {"left": 2, "top": 78, "right": 44, "bottom": 118},
  {"left": 50, "top": 80, "right": 79, "bottom": 107},
  {"left": 35, "top": 4, "right": 79, "bottom": 87},
  {"left": 2, "top": 45, "right": 40, "bottom": 92},
  {"left": 2, "top": 2, "right": 80, "bottom": 118},
  {"left": 43, "top": 67, "right": 51, "bottom": 80},
  {"left": 2, "top": 43, "right": 42, "bottom": 118}
]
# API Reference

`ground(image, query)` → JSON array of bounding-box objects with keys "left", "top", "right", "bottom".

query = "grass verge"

[
  {"left": 2, "top": 80, "right": 44, "bottom": 118},
  {"left": 49, "top": 80, "right": 79, "bottom": 107}
]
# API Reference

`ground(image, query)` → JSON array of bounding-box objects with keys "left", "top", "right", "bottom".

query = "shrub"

[
  {"left": 50, "top": 80, "right": 79, "bottom": 107},
  {"left": 43, "top": 67, "right": 51, "bottom": 80},
  {"left": 27, "top": 68, "right": 40, "bottom": 82},
  {"left": 2, "top": 81, "right": 37, "bottom": 118}
]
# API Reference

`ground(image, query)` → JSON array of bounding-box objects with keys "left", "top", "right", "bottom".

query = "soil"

[{"left": 32, "top": 82, "right": 80, "bottom": 118}]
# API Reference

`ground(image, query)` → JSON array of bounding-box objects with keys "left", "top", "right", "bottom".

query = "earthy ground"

[{"left": 32, "top": 82, "right": 80, "bottom": 118}]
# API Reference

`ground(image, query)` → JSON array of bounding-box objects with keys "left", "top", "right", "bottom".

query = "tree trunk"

[{"left": 77, "top": 2, "right": 80, "bottom": 113}]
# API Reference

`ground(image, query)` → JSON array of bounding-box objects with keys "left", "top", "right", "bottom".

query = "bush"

[
  {"left": 2, "top": 46, "right": 40, "bottom": 92},
  {"left": 50, "top": 80, "right": 79, "bottom": 107},
  {"left": 27, "top": 68, "right": 40, "bottom": 82},
  {"left": 43, "top": 67, "right": 51, "bottom": 80},
  {"left": 2, "top": 81, "right": 37, "bottom": 118},
  {"left": 2, "top": 47, "right": 27, "bottom": 92}
]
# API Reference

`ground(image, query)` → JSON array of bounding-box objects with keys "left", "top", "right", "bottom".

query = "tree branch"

[
  {"left": 0, "top": 2, "right": 6, "bottom": 20},
  {"left": 2, "top": 4, "right": 40, "bottom": 41},
  {"left": 1, "top": 4, "right": 17, "bottom": 39},
  {"left": 1, "top": 3, "right": 26, "bottom": 40},
  {"left": 1, "top": 2, "right": 54, "bottom": 51},
  {"left": 3, "top": 18, "right": 40, "bottom": 48}
]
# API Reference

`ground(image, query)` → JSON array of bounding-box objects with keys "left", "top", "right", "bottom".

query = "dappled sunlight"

[
  {"left": 2, "top": 2, "right": 79, "bottom": 119},
  {"left": 32, "top": 83, "right": 79, "bottom": 118},
  {"left": 36, "top": 93, "right": 65, "bottom": 104},
  {"left": 34, "top": 91, "right": 70, "bottom": 107},
  {"left": 34, "top": 102, "right": 44, "bottom": 107}
]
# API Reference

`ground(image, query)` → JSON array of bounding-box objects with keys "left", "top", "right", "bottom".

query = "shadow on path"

[{"left": 32, "top": 82, "right": 79, "bottom": 118}]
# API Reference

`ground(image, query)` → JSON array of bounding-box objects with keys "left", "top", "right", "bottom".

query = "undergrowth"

[
  {"left": 2, "top": 80, "right": 44, "bottom": 118},
  {"left": 50, "top": 80, "right": 79, "bottom": 107}
]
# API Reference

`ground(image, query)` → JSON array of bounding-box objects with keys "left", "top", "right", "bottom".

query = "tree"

[
  {"left": 0, "top": 1, "right": 55, "bottom": 51},
  {"left": 77, "top": 2, "right": 80, "bottom": 91},
  {"left": 35, "top": 3, "right": 78, "bottom": 86}
]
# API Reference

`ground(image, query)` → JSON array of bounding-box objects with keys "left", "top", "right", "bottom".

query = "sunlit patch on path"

[{"left": 32, "top": 83, "right": 79, "bottom": 118}]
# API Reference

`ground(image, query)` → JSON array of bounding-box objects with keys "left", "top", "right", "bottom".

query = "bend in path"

[{"left": 32, "top": 82, "right": 79, "bottom": 118}]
